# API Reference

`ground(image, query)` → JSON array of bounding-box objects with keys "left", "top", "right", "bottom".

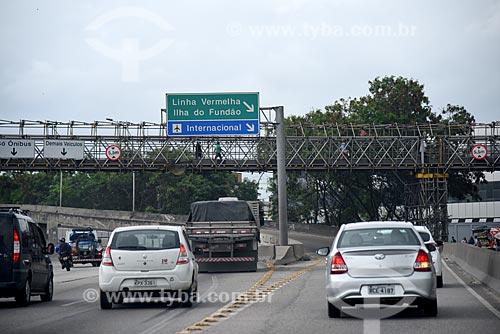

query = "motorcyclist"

[{"left": 56, "top": 238, "right": 72, "bottom": 269}]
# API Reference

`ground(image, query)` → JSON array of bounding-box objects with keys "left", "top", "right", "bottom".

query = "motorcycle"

[{"left": 59, "top": 254, "right": 73, "bottom": 271}]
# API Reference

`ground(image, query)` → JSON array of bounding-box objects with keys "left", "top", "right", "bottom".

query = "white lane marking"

[
  {"left": 443, "top": 260, "right": 500, "bottom": 320},
  {"left": 140, "top": 309, "right": 183, "bottom": 334},
  {"left": 199, "top": 274, "right": 219, "bottom": 300},
  {"left": 140, "top": 274, "right": 220, "bottom": 334},
  {"left": 61, "top": 300, "right": 85, "bottom": 307}
]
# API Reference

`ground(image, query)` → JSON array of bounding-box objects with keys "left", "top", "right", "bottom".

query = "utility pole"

[
  {"left": 276, "top": 106, "right": 288, "bottom": 246},
  {"left": 59, "top": 171, "right": 63, "bottom": 207},
  {"left": 132, "top": 171, "right": 136, "bottom": 212}
]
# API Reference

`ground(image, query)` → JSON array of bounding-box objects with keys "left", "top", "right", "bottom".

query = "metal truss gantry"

[
  {"left": 1, "top": 120, "right": 498, "bottom": 173},
  {"left": 1, "top": 117, "right": 499, "bottom": 240}
]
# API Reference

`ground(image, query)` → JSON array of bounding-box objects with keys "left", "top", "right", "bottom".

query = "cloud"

[
  {"left": 465, "top": 0, "right": 500, "bottom": 35},
  {"left": 0, "top": 1, "right": 499, "bottom": 124}
]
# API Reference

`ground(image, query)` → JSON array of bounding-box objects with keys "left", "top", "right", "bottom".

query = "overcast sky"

[
  {"left": 1, "top": 1, "right": 499, "bottom": 199},
  {"left": 1, "top": 0, "right": 499, "bottom": 124}
]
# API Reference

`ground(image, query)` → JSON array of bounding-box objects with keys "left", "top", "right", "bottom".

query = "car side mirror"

[
  {"left": 45, "top": 243, "right": 55, "bottom": 255},
  {"left": 316, "top": 247, "right": 330, "bottom": 256},
  {"left": 194, "top": 247, "right": 204, "bottom": 254},
  {"left": 426, "top": 243, "right": 436, "bottom": 252}
]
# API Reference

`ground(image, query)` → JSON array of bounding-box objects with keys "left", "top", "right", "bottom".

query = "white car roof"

[
  {"left": 112, "top": 225, "right": 184, "bottom": 233},
  {"left": 413, "top": 225, "right": 431, "bottom": 233},
  {"left": 342, "top": 221, "right": 414, "bottom": 231}
]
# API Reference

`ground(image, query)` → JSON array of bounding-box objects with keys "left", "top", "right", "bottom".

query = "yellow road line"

[{"left": 177, "top": 259, "right": 321, "bottom": 333}]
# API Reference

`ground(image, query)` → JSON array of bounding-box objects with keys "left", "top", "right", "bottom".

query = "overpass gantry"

[{"left": 1, "top": 117, "right": 499, "bottom": 240}]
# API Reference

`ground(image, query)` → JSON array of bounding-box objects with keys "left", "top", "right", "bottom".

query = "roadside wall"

[
  {"left": 443, "top": 242, "right": 500, "bottom": 293},
  {"left": 264, "top": 222, "right": 338, "bottom": 237},
  {"left": 0, "top": 204, "right": 187, "bottom": 244}
]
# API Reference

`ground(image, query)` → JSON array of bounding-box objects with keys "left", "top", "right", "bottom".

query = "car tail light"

[
  {"left": 13, "top": 230, "right": 20, "bottom": 264},
  {"left": 330, "top": 252, "right": 348, "bottom": 274},
  {"left": 177, "top": 244, "right": 189, "bottom": 264},
  {"left": 414, "top": 249, "right": 432, "bottom": 271},
  {"left": 102, "top": 246, "right": 113, "bottom": 266}
]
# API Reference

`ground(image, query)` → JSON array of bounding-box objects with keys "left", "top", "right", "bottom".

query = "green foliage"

[
  {"left": 0, "top": 172, "right": 58, "bottom": 205},
  {"left": 0, "top": 171, "right": 258, "bottom": 215},
  {"left": 269, "top": 75, "right": 481, "bottom": 226}
]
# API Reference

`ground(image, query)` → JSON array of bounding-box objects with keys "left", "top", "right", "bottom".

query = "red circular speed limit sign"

[
  {"left": 106, "top": 144, "right": 122, "bottom": 161},
  {"left": 471, "top": 144, "right": 488, "bottom": 161}
]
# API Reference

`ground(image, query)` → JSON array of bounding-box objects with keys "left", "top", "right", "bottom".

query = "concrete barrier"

[
  {"left": 274, "top": 246, "right": 296, "bottom": 265},
  {"left": 259, "top": 231, "right": 305, "bottom": 265},
  {"left": 443, "top": 242, "right": 500, "bottom": 294},
  {"left": 258, "top": 243, "right": 275, "bottom": 260}
]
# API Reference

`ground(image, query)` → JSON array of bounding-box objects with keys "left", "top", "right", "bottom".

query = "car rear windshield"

[
  {"left": 338, "top": 227, "right": 421, "bottom": 248},
  {"left": 111, "top": 230, "right": 180, "bottom": 251},
  {"left": 418, "top": 231, "right": 431, "bottom": 242}
]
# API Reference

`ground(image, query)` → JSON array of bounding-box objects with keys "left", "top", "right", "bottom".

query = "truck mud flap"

[{"left": 196, "top": 257, "right": 257, "bottom": 273}]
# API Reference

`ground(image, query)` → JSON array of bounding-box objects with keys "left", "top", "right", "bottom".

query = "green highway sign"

[{"left": 166, "top": 92, "right": 259, "bottom": 136}]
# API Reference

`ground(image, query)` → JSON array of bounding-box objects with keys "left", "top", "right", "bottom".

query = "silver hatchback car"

[{"left": 317, "top": 221, "right": 437, "bottom": 318}]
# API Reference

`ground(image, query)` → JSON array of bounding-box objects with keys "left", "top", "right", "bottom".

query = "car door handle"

[{"left": 23, "top": 260, "right": 31, "bottom": 266}]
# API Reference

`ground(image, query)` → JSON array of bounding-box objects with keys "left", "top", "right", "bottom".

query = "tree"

[
  {"left": 0, "top": 170, "right": 259, "bottom": 215},
  {"left": 268, "top": 75, "right": 481, "bottom": 227},
  {"left": 347, "top": 76, "right": 433, "bottom": 124}
]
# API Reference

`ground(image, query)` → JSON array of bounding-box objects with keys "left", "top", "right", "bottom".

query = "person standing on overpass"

[
  {"left": 214, "top": 141, "right": 222, "bottom": 161},
  {"left": 195, "top": 141, "right": 202, "bottom": 159}
]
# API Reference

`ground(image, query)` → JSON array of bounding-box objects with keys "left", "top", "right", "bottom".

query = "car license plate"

[
  {"left": 134, "top": 279, "right": 157, "bottom": 287},
  {"left": 368, "top": 285, "right": 395, "bottom": 295}
]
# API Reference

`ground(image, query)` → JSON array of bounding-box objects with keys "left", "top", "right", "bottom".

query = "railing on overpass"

[{"left": 0, "top": 119, "right": 499, "bottom": 172}]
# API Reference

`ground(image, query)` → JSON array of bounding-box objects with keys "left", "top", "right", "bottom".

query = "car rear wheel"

[
  {"left": 328, "top": 302, "right": 341, "bottom": 318},
  {"left": 15, "top": 278, "right": 31, "bottom": 306},
  {"left": 100, "top": 290, "right": 113, "bottom": 309},
  {"left": 40, "top": 276, "right": 53, "bottom": 302},
  {"left": 181, "top": 282, "right": 198, "bottom": 308},
  {"left": 421, "top": 298, "right": 438, "bottom": 317},
  {"left": 436, "top": 275, "right": 443, "bottom": 288}
]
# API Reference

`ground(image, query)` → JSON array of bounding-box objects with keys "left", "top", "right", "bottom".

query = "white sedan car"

[
  {"left": 414, "top": 225, "right": 443, "bottom": 288},
  {"left": 99, "top": 225, "right": 198, "bottom": 309}
]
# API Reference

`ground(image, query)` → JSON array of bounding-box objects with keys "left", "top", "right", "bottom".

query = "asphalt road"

[{"left": 1, "top": 234, "right": 500, "bottom": 334}]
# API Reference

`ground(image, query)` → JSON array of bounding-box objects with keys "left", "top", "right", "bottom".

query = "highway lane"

[
  {"left": 201, "top": 257, "right": 500, "bottom": 334},
  {"left": 0, "top": 260, "right": 270, "bottom": 334},
  {"left": 2, "top": 233, "right": 500, "bottom": 334}
]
